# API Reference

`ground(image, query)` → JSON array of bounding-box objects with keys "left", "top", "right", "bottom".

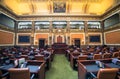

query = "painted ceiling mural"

[{"left": 0, "top": 0, "right": 119, "bottom": 16}]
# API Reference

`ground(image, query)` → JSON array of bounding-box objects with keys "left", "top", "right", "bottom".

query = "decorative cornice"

[
  {"left": 101, "top": 3, "right": 120, "bottom": 20},
  {"left": 17, "top": 16, "right": 101, "bottom": 21},
  {"left": 0, "top": 5, "right": 17, "bottom": 20}
]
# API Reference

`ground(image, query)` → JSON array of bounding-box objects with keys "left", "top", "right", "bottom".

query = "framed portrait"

[{"left": 53, "top": 1, "right": 66, "bottom": 13}]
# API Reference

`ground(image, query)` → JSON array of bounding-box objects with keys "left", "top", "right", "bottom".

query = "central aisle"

[{"left": 45, "top": 54, "right": 78, "bottom": 79}]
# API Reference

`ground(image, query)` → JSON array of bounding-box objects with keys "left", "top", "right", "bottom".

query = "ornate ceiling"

[{"left": 0, "top": 0, "right": 119, "bottom": 16}]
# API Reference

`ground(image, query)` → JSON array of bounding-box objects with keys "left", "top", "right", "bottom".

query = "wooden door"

[{"left": 57, "top": 36, "right": 62, "bottom": 43}]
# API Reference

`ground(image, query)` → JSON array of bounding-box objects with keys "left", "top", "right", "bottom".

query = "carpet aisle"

[{"left": 45, "top": 54, "right": 78, "bottom": 79}]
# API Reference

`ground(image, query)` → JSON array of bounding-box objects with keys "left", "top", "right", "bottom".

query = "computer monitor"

[{"left": 18, "top": 58, "right": 25, "bottom": 67}]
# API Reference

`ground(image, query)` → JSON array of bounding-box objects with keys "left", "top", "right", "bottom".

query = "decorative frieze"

[{"left": 17, "top": 16, "right": 101, "bottom": 21}]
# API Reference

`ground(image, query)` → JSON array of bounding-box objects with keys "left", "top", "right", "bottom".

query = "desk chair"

[
  {"left": 89, "top": 68, "right": 119, "bottom": 79},
  {"left": 78, "top": 55, "right": 88, "bottom": 60},
  {"left": 112, "top": 52, "right": 119, "bottom": 58},
  {"left": 93, "top": 54, "right": 102, "bottom": 60},
  {"left": 9, "top": 68, "right": 34, "bottom": 79},
  {"left": 102, "top": 53, "right": 111, "bottom": 59},
  {"left": 35, "top": 55, "right": 44, "bottom": 60}
]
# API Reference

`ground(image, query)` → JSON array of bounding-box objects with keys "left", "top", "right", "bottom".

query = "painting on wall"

[{"left": 53, "top": 1, "right": 66, "bottom": 13}]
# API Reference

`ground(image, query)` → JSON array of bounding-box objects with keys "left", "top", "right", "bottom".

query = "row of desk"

[
  {"left": 77, "top": 58, "right": 120, "bottom": 79},
  {"left": 0, "top": 60, "right": 45, "bottom": 79}
]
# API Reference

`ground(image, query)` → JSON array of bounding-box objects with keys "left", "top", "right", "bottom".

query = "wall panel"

[
  {"left": 105, "top": 29, "right": 120, "bottom": 45},
  {"left": 0, "top": 30, "right": 14, "bottom": 46},
  {"left": 34, "top": 33, "right": 49, "bottom": 45},
  {"left": 70, "top": 33, "right": 85, "bottom": 45}
]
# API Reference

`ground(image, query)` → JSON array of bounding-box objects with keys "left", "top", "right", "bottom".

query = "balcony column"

[
  {"left": 84, "top": 21, "right": 88, "bottom": 45},
  {"left": 31, "top": 21, "right": 35, "bottom": 46},
  {"left": 49, "top": 21, "right": 53, "bottom": 45},
  {"left": 14, "top": 21, "right": 18, "bottom": 46},
  {"left": 101, "top": 21, "right": 105, "bottom": 45}
]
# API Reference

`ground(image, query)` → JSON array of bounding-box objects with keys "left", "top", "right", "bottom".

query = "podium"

[{"left": 52, "top": 43, "right": 68, "bottom": 54}]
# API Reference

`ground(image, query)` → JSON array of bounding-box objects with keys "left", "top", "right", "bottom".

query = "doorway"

[
  {"left": 74, "top": 39, "right": 81, "bottom": 48},
  {"left": 39, "top": 39, "right": 45, "bottom": 49},
  {"left": 57, "top": 36, "right": 62, "bottom": 43}
]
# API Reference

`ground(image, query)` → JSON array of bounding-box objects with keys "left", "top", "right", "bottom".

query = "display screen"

[
  {"left": 89, "top": 35, "right": 100, "bottom": 42},
  {"left": 18, "top": 35, "right": 30, "bottom": 43}
]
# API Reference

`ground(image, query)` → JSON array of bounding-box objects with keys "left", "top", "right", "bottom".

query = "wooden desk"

[
  {"left": 70, "top": 53, "right": 93, "bottom": 70},
  {"left": 52, "top": 43, "right": 67, "bottom": 54},
  {"left": 26, "top": 60, "right": 45, "bottom": 79},
  {"left": 77, "top": 59, "right": 120, "bottom": 79},
  {"left": 77, "top": 60, "right": 104, "bottom": 79}
]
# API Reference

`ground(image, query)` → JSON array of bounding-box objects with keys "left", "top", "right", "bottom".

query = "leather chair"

[
  {"left": 35, "top": 55, "right": 44, "bottom": 60},
  {"left": 93, "top": 54, "right": 102, "bottom": 60},
  {"left": 78, "top": 55, "right": 88, "bottom": 60},
  {"left": 112, "top": 52, "right": 119, "bottom": 58},
  {"left": 102, "top": 53, "right": 111, "bottom": 59},
  {"left": 89, "top": 68, "right": 119, "bottom": 79},
  {"left": 9, "top": 68, "right": 34, "bottom": 79}
]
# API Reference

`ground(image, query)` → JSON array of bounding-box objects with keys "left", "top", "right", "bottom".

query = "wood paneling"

[
  {"left": 35, "top": 33, "right": 48, "bottom": 45},
  {"left": 0, "top": 30, "right": 14, "bottom": 45},
  {"left": 105, "top": 30, "right": 120, "bottom": 44},
  {"left": 70, "top": 33, "right": 84, "bottom": 45}
]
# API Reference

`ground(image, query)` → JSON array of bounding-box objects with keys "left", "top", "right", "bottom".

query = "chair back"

[
  {"left": 35, "top": 55, "right": 44, "bottom": 60},
  {"left": 112, "top": 52, "right": 119, "bottom": 58},
  {"left": 93, "top": 54, "right": 102, "bottom": 60},
  {"left": 97, "top": 68, "right": 119, "bottom": 79},
  {"left": 78, "top": 55, "right": 88, "bottom": 60},
  {"left": 9, "top": 68, "right": 30, "bottom": 79},
  {"left": 102, "top": 53, "right": 111, "bottom": 59}
]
